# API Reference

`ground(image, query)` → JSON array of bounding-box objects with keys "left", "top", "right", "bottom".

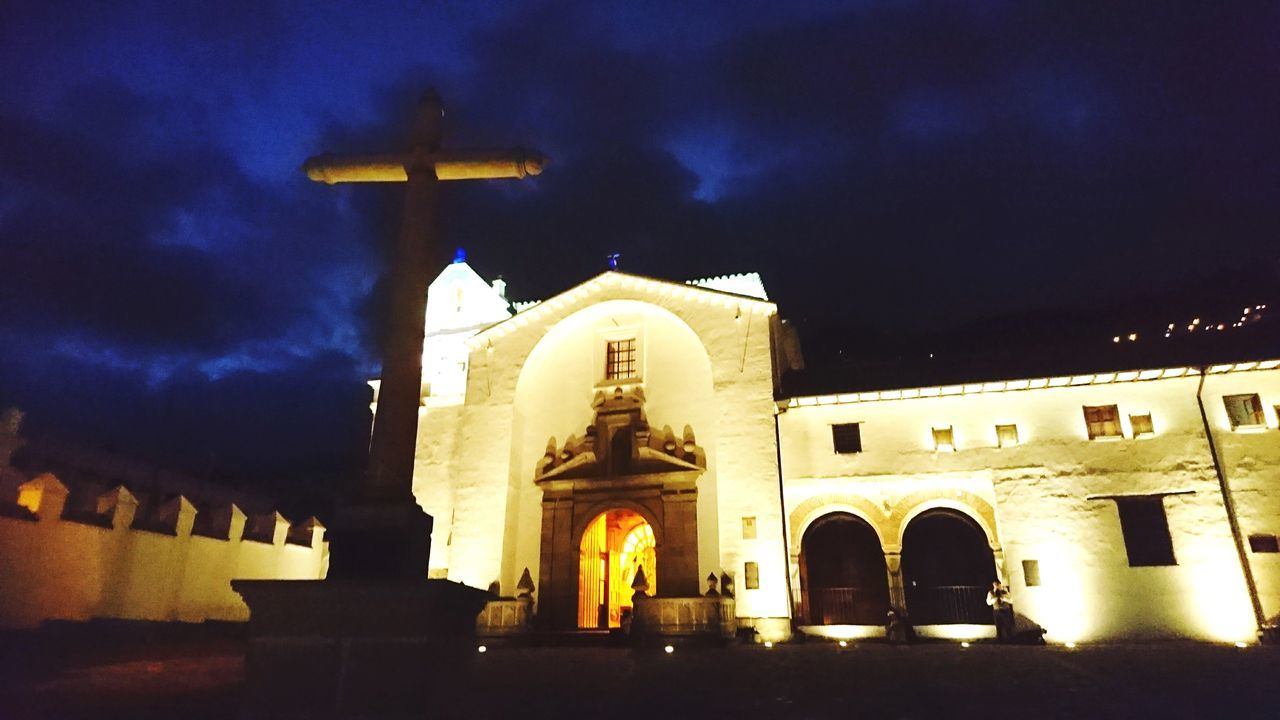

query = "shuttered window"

[
  {"left": 1223, "top": 394, "right": 1265, "bottom": 429},
  {"left": 831, "top": 423, "right": 862, "bottom": 454},
  {"left": 1114, "top": 496, "right": 1176, "bottom": 567},
  {"left": 932, "top": 426, "right": 955, "bottom": 452},
  {"left": 996, "top": 424, "right": 1019, "bottom": 447},
  {"left": 1130, "top": 413, "right": 1154, "bottom": 437},
  {"left": 1248, "top": 534, "right": 1279, "bottom": 553},
  {"left": 1083, "top": 405, "right": 1122, "bottom": 439}
]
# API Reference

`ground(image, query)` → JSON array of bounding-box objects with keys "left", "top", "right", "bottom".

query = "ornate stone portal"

[{"left": 534, "top": 387, "right": 705, "bottom": 630}]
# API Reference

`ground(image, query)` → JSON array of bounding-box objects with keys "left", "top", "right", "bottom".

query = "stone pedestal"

[
  {"left": 324, "top": 500, "right": 433, "bottom": 579},
  {"left": 233, "top": 579, "right": 492, "bottom": 719},
  {"left": 632, "top": 595, "right": 735, "bottom": 644},
  {"left": 475, "top": 597, "right": 534, "bottom": 637}
]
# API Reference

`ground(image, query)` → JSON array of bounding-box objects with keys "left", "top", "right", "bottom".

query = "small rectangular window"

[
  {"left": 932, "top": 426, "right": 955, "bottom": 452},
  {"left": 1223, "top": 394, "right": 1265, "bottom": 429},
  {"left": 1114, "top": 496, "right": 1176, "bottom": 566},
  {"left": 744, "top": 561, "right": 760, "bottom": 590},
  {"left": 605, "top": 338, "right": 637, "bottom": 380},
  {"left": 1021, "top": 559, "right": 1041, "bottom": 587},
  {"left": 832, "top": 423, "right": 862, "bottom": 454},
  {"left": 996, "top": 424, "right": 1019, "bottom": 448},
  {"left": 742, "top": 516, "right": 757, "bottom": 540},
  {"left": 1083, "top": 404, "right": 1122, "bottom": 439},
  {"left": 1130, "top": 413, "right": 1154, "bottom": 437},
  {"left": 1248, "top": 534, "right": 1279, "bottom": 553}
]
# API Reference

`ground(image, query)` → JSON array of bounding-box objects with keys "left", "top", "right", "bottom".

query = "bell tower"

[{"left": 421, "top": 250, "right": 513, "bottom": 406}]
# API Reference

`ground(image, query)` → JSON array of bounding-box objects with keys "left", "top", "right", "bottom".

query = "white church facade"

[{"left": 404, "top": 257, "right": 1280, "bottom": 644}]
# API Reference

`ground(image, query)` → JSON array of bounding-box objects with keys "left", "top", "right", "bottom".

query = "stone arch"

[
  {"left": 478, "top": 274, "right": 772, "bottom": 386},
  {"left": 797, "top": 511, "right": 891, "bottom": 625},
  {"left": 789, "top": 494, "right": 889, "bottom": 558},
  {"left": 899, "top": 506, "right": 1000, "bottom": 625},
  {"left": 892, "top": 490, "right": 1000, "bottom": 550},
  {"left": 514, "top": 298, "right": 716, "bottom": 408},
  {"left": 571, "top": 498, "right": 665, "bottom": 550},
  {"left": 575, "top": 505, "right": 660, "bottom": 629}
]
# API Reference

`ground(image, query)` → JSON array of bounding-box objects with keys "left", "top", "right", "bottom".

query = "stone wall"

[
  {"left": 0, "top": 473, "right": 328, "bottom": 629},
  {"left": 780, "top": 361, "right": 1280, "bottom": 643}
]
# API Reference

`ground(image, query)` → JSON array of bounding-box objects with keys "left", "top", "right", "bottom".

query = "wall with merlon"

[{"left": 0, "top": 474, "right": 327, "bottom": 629}]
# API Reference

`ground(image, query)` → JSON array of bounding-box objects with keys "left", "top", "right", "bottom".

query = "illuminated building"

[{"left": 403, "top": 258, "right": 1280, "bottom": 643}]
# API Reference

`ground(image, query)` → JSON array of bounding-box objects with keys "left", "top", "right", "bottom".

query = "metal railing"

[
  {"left": 809, "top": 587, "right": 889, "bottom": 625},
  {"left": 905, "top": 585, "right": 991, "bottom": 625}
]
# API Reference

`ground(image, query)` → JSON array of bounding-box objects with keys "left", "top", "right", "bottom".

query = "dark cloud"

[{"left": 1, "top": 1, "right": 1276, "bottom": 487}]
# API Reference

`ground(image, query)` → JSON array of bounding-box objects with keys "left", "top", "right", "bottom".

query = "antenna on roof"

[{"left": 607, "top": 253, "right": 620, "bottom": 270}]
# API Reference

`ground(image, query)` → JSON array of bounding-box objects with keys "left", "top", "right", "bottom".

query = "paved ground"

[{"left": 4, "top": 636, "right": 1279, "bottom": 719}]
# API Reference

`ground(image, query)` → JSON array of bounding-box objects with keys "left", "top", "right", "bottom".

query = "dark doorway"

[
  {"left": 799, "top": 513, "right": 889, "bottom": 625},
  {"left": 901, "top": 509, "right": 996, "bottom": 624}
]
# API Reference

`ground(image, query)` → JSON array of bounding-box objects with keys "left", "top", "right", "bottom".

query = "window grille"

[{"left": 604, "top": 338, "right": 637, "bottom": 380}]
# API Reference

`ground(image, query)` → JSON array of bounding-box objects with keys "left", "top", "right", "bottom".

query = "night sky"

[{"left": 2, "top": 2, "right": 1277, "bottom": 495}]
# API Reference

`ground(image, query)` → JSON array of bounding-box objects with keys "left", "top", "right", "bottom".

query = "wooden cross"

[{"left": 305, "top": 90, "right": 544, "bottom": 506}]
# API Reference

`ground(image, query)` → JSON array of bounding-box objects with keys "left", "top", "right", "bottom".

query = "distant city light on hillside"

[{"left": 1114, "top": 304, "right": 1269, "bottom": 344}]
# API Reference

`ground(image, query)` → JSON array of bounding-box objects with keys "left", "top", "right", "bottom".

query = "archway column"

[
  {"left": 790, "top": 553, "right": 803, "bottom": 617},
  {"left": 658, "top": 487, "right": 699, "bottom": 597},
  {"left": 537, "top": 495, "right": 578, "bottom": 630},
  {"left": 883, "top": 549, "right": 906, "bottom": 612},
  {"left": 992, "top": 545, "right": 1008, "bottom": 585}
]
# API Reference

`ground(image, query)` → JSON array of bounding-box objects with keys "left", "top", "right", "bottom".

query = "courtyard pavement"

[{"left": 4, "top": 637, "right": 1278, "bottom": 719}]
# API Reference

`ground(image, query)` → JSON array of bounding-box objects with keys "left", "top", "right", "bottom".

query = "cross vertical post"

[
  {"left": 304, "top": 90, "right": 544, "bottom": 579},
  {"left": 365, "top": 93, "right": 440, "bottom": 505}
]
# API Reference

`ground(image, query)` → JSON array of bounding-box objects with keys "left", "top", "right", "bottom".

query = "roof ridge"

[
  {"left": 785, "top": 359, "right": 1280, "bottom": 407},
  {"left": 467, "top": 271, "right": 775, "bottom": 346}
]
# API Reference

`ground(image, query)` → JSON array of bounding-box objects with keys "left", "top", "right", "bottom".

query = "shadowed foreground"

[{"left": 4, "top": 636, "right": 1278, "bottom": 719}]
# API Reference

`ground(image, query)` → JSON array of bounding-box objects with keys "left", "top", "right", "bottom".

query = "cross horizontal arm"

[{"left": 304, "top": 148, "right": 546, "bottom": 184}]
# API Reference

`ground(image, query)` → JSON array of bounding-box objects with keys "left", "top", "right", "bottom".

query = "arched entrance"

[
  {"left": 901, "top": 509, "right": 996, "bottom": 624},
  {"left": 799, "top": 513, "right": 890, "bottom": 625},
  {"left": 578, "top": 509, "right": 656, "bottom": 629}
]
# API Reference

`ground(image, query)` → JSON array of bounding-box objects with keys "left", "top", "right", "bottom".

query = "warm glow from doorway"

[
  {"left": 578, "top": 509, "right": 655, "bottom": 628},
  {"left": 16, "top": 485, "right": 42, "bottom": 514}
]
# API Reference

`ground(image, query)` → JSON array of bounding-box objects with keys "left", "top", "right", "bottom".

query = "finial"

[
  {"left": 631, "top": 566, "right": 650, "bottom": 597},
  {"left": 454, "top": 247, "right": 466, "bottom": 264},
  {"left": 607, "top": 253, "right": 620, "bottom": 270},
  {"left": 516, "top": 567, "right": 536, "bottom": 598}
]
